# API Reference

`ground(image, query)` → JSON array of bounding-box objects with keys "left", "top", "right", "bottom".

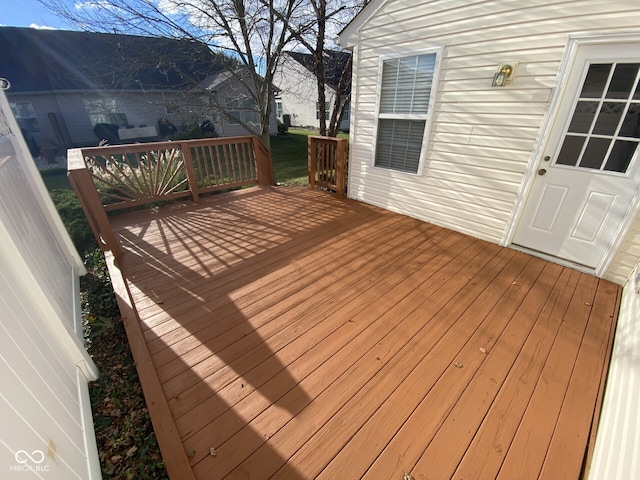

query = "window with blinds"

[{"left": 375, "top": 52, "right": 437, "bottom": 174}]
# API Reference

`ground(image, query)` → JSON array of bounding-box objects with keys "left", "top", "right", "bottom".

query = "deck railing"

[
  {"left": 68, "top": 135, "right": 273, "bottom": 259},
  {"left": 308, "top": 136, "right": 348, "bottom": 199}
]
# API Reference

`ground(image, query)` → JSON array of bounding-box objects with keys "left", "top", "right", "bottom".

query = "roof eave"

[{"left": 337, "top": 0, "right": 386, "bottom": 48}]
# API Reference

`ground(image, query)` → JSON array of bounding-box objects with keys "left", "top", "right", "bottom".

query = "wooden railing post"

[
  {"left": 67, "top": 149, "right": 124, "bottom": 259},
  {"left": 308, "top": 136, "right": 316, "bottom": 191},
  {"left": 308, "top": 136, "right": 347, "bottom": 198},
  {"left": 179, "top": 141, "right": 200, "bottom": 203},
  {"left": 252, "top": 136, "right": 274, "bottom": 187},
  {"left": 335, "top": 138, "right": 347, "bottom": 199}
]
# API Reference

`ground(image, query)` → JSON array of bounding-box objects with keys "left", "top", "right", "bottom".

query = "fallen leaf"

[
  {"left": 209, "top": 448, "right": 217, "bottom": 457},
  {"left": 480, "top": 347, "right": 488, "bottom": 354},
  {"left": 454, "top": 362, "right": 463, "bottom": 368},
  {"left": 126, "top": 445, "right": 138, "bottom": 457}
]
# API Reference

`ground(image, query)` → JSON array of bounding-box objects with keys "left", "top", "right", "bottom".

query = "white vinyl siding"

[
  {"left": 341, "top": 0, "right": 640, "bottom": 256},
  {"left": 608, "top": 215, "right": 640, "bottom": 284},
  {"left": 275, "top": 53, "right": 348, "bottom": 130},
  {"left": 0, "top": 91, "right": 100, "bottom": 479},
  {"left": 0, "top": 134, "right": 81, "bottom": 336},
  {"left": 588, "top": 263, "right": 640, "bottom": 480}
]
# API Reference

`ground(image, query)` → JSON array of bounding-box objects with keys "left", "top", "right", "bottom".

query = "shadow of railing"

[{"left": 108, "top": 187, "right": 375, "bottom": 478}]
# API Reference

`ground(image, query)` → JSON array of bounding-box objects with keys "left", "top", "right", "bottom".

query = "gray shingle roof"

[{"left": 0, "top": 27, "right": 225, "bottom": 93}]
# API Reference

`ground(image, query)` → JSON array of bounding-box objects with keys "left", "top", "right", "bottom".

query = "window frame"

[
  {"left": 316, "top": 102, "right": 331, "bottom": 120},
  {"left": 10, "top": 101, "right": 41, "bottom": 135},
  {"left": 372, "top": 47, "right": 442, "bottom": 175},
  {"left": 83, "top": 98, "right": 128, "bottom": 127}
]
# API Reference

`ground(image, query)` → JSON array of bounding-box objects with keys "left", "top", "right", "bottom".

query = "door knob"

[{"left": 538, "top": 169, "right": 547, "bottom": 176}]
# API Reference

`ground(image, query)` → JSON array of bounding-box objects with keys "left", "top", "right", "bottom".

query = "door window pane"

[
  {"left": 556, "top": 135, "right": 585, "bottom": 166},
  {"left": 619, "top": 104, "right": 640, "bottom": 138},
  {"left": 580, "top": 137, "right": 611, "bottom": 169},
  {"left": 604, "top": 140, "right": 638, "bottom": 172},
  {"left": 559, "top": 62, "right": 640, "bottom": 173},
  {"left": 568, "top": 101, "right": 598, "bottom": 133},
  {"left": 606, "top": 63, "right": 640, "bottom": 99},
  {"left": 580, "top": 64, "right": 611, "bottom": 98},
  {"left": 592, "top": 102, "right": 625, "bottom": 135}
]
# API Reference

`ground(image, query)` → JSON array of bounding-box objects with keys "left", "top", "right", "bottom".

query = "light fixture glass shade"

[
  {"left": 492, "top": 64, "right": 514, "bottom": 87},
  {"left": 492, "top": 71, "right": 508, "bottom": 87}
]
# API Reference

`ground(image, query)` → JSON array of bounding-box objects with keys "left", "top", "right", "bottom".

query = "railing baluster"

[{"left": 68, "top": 135, "right": 272, "bottom": 257}]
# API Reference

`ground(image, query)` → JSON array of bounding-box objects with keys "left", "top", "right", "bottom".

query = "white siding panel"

[
  {"left": 0, "top": 137, "right": 78, "bottom": 335},
  {"left": 52, "top": 94, "right": 95, "bottom": 145},
  {"left": 607, "top": 219, "right": 640, "bottom": 285},
  {"left": 0, "top": 269, "right": 90, "bottom": 480},
  {"left": 346, "top": 0, "right": 640, "bottom": 249},
  {"left": 589, "top": 265, "right": 640, "bottom": 480},
  {"left": 0, "top": 90, "right": 100, "bottom": 479}
]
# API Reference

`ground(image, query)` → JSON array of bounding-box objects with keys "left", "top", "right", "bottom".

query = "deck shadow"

[{"left": 110, "top": 187, "right": 383, "bottom": 478}]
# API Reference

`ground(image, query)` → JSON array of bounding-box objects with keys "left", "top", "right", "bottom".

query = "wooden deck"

[{"left": 105, "top": 186, "right": 621, "bottom": 480}]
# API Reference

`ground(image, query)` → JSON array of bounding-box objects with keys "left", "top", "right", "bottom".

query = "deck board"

[{"left": 105, "top": 186, "right": 621, "bottom": 480}]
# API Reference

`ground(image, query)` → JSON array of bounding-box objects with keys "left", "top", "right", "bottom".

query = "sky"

[{"left": 0, "top": 0, "right": 74, "bottom": 30}]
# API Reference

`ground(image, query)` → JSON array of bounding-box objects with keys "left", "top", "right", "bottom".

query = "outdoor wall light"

[{"left": 492, "top": 63, "right": 517, "bottom": 87}]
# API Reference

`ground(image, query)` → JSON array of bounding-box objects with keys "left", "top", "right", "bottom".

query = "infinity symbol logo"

[{"left": 15, "top": 450, "right": 45, "bottom": 464}]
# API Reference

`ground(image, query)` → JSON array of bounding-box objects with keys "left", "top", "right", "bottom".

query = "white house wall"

[
  {"left": 275, "top": 55, "right": 339, "bottom": 129},
  {"left": 210, "top": 80, "right": 278, "bottom": 137},
  {"left": 8, "top": 89, "right": 272, "bottom": 148},
  {"left": 55, "top": 91, "right": 194, "bottom": 146},
  {"left": 0, "top": 90, "right": 100, "bottom": 478},
  {"left": 342, "top": 0, "right": 640, "bottom": 283},
  {"left": 588, "top": 262, "right": 640, "bottom": 480},
  {"left": 0, "top": 266, "right": 99, "bottom": 480},
  {"left": 276, "top": 54, "right": 351, "bottom": 131}
]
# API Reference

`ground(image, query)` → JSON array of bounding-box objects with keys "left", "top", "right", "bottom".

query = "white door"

[{"left": 513, "top": 42, "right": 640, "bottom": 269}]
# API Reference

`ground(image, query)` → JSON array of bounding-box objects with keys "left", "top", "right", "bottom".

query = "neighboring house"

[
  {"left": 275, "top": 50, "right": 351, "bottom": 131},
  {"left": 0, "top": 27, "right": 274, "bottom": 151},
  {"left": 0, "top": 89, "right": 101, "bottom": 477},
  {"left": 201, "top": 68, "right": 278, "bottom": 138},
  {"left": 338, "top": 1, "right": 640, "bottom": 478}
]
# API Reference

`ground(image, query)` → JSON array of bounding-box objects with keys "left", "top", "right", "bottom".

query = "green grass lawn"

[
  {"left": 271, "top": 128, "right": 312, "bottom": 186},
  {"left": 271, "top": 128, "right": 348, "bottom": 186}
]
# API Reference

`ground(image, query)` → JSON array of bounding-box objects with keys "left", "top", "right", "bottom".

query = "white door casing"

[{"left": 513, "top": 40, "right": 640, "bottom": 270}]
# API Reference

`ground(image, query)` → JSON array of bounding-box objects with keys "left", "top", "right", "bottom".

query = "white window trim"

[{"left": 371, "top": 46, "right": 443, "bottom": 176}]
